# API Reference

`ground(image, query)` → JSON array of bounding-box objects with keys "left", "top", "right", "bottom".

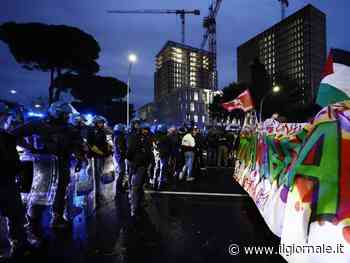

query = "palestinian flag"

[
  {"left": 316, "top": 48, "right": 350, "bottom": 107},
  {"left": 221, "top": 89, "right": 254, "bottom": 112}
]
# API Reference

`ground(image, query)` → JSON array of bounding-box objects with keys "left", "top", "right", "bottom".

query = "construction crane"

[
  {"left": 278, "top": 0, "right": 289, "bottom": 20},
  {"left": 107, "top": 9, "right": 200, "bottom": 44},
  {"left": 201, "top": 0, "right": 223, "bottom": 90}
]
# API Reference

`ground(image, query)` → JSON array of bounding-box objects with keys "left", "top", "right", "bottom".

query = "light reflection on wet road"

[{"left": 1, "top": 168, "right": 286, "bottom": 263}]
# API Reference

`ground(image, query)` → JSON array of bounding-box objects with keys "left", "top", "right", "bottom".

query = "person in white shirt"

[{"left": 179, "top": 128, "right": 197, "bottom": 182}]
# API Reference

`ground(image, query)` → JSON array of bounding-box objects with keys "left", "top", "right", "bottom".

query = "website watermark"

[{"left": 228, "top": 243, "right": 345, "bottom": 257}]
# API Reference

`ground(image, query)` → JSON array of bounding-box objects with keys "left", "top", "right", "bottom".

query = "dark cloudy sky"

[{"left": 0, "top": 0, "right": 349, "bottom": 109}]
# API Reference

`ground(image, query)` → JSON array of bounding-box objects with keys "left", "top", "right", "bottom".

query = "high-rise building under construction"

[{"left": 154, "top": 41, "right": 218, "bottom": 126}]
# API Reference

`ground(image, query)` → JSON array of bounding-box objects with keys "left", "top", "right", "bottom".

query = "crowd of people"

[{"left": 0, "top": 101, "right": 241, "bottom": 260}]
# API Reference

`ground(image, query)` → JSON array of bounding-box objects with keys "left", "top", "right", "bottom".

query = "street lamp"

[
  {"left": 259, "top": 85, "right": 281, "bottom": 123},
  {"left": 10, "top": 89, "right": 17, "bottom": 95},
  {"left": 272, "top": 85, "right": 281, "bottom": 93},
  {"left": 127, "top": 53, "right": 137, "bottom": 127}
]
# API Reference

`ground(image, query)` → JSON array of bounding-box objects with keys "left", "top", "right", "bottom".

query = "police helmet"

[
  {"left": 168, "top": 126, "right": 177, "bottom": 134},
  {"left": 150, "top": 124, "right": 158, "bottom": 134},
  {"left": 48, "top": 102, "right": 75, "bottom": 119},
  {"left": 140, "top": 122, "right": 151, "bottom": 130},
  {"left": 113, "top": 123, "right": 126, "bottom": 133},
  {"left": 130, "top": 118, "right": 141, "bottom": 130},
  {"left": 92, "top": 115, "right": 107, "bottom": 125},
  {"left": 156, "top": 124, "right": 167, "bottom": 134},
  {"left": 178, "top": 127, "right": 187, "bottom": 135},
  {"left": 69, "top": 113, "right": 86, "bottom": 126}
]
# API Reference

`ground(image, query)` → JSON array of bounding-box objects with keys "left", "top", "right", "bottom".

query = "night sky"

[{"left": 0, "top": 0, "right": 349, "bottom": 109}]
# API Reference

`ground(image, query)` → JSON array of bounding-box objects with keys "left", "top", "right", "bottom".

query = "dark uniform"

[
  {"left": 206, "top": 127, "right": 218, "bottom": 166},
  {"left": 0, "top": 129, "right": 28, "bottom": 250},
  {"left": 113, "top": 128, "right": 127, "bottom": 197},
  {"left": 87, "top": 125, "right": 112, "bottom": 206},
  {"left": 126, "top": 129, "right": 153, "bottom": 218},
  {"left": 153, "top": 131, "right": 172, "bottom": 190},
  {"left": 217, "top": 129, "right": 230, "bottom": 167},
  {"left": 13, "top": 118, "right": 83, "bottom": 226}
]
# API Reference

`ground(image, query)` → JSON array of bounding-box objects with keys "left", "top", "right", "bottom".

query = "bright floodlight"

[
  {"left": 10, "top": 89, "right": 17, "bottom": 94},
  {"left": 128, "top": 53, "right": 137, "bottom": 63},
  {"left": 272, "top": 86, "right": 281, "bottom": 93},
  {"left": 34, "top": 104, "right": 41, "bottom": 108}
]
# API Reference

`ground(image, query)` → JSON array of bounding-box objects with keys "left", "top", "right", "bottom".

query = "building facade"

[
  {"left": 154, "top": 41, "right": 217, "bottom": 126},
  {"left": 237, "top": 4, "right": 326, "bottom": 106},
  {"left": 156, "top": 88, "right": 219, "bottom": 127},
  {"left": 137, "top": 102, "right": 156, "bottom": 123}
]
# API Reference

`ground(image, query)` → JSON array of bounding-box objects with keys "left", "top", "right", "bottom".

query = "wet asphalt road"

[{"left": 1, "top": 168, "right": 286, "bottom": 263}]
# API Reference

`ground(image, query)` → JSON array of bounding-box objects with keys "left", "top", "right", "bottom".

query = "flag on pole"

[
  {"left": 316, "top": 49, "right": 350, "bottom": 107},
  {"left": 221, "top": 90, "right": 254, "bottom": 112},
  {"left": 278, "top": 0, "right": 289, "bottom": 7}
]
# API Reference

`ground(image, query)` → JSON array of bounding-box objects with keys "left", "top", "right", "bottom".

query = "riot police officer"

[
  {"left": 113, "top": 123, "right": 127, "bottom": 200},
  {"left": 152, "top": 124, "right": 172, "bottom": 190},
  {"left": 126, "top": 120, "right": 153, "bottom": 221},
  {"left": 13, "top": 102, "right": 83, "bottom": 228},
  {"left": 0, "top": 102, "right": 37, "bottom": 259},
  {"left": 87, "top": 115, "right": 112, "bottom": 208}
]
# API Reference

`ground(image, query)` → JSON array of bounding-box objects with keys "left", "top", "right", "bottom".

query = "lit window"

[
  {"left": 190, "top": 103, "right": 195, "bottom": 112},
  {"left": 202, "top": 115, "right": 205, "bottom": 123},
  {"left": 194, "top": 115, "right": 198, "bottom": 123},
  {"left": 194, "top": 92, "right": 198, "bottom": 101}
]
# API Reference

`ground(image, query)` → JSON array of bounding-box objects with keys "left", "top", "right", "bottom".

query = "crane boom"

[
  {"left": 107, "top": 9, "right": 200, "bottom": 44},
  {"left": 107, "top": 9, "right": 200, "bottom": 15},
  {"left": 212, "top": 0, "right": 223, "bottom": 18},
  {"left": 200, "top": 0, "right": 222, "bottom": 49},
  {"left": 201, "top": 0, "right": 223, "bottom": 90},
  {"left": 278, "top": 0, "right": 289, "bottom": 20}
]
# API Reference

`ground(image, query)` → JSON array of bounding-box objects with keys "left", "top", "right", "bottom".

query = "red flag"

[
  {"left": 221, "top": 90, "right": 254, "bottom": 112},
  {"left": 322, "top": 52, "right": 334, "bottom": 78}
]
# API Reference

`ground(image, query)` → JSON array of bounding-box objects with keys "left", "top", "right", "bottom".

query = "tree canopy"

[
  {"left": 55, "top": 73, "right": 133, "bottom": 125},
  {"left": 0, "top": 22, "right": 101, "bottom": 103},
  {"left": 54, "top": 73, "right": 128, "bottom": 103}
]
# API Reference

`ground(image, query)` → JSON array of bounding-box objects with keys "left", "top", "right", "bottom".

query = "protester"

[
  {"left": 217, "top": 128, "right": 230, "bottom": 167},
  {"left": 152, "top": 124, "right": 172, "bottom": 190},
  {"left": 206, "top": 126, "right": 218, "bottom": 166},
  {"left": 167, "top": 126, "right": 180, "bottom": 181},
  {"left": 179, "top": 127, "right": 196, "bottom": 182}
]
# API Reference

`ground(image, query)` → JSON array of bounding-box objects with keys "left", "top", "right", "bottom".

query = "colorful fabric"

[
  {"left": 234, "top": 101, "right": 350, "bottom": 262},
  {"left": 316, "top": 49, "right": 350, "bottom": 107}
]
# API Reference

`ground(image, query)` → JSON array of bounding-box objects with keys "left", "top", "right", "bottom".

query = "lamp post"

[
  {"left": 259, "top": 85, "right": 281, "bottom": 123},
  {"left": 127, "top": 53, "right": 137, "bottom": 127}
]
